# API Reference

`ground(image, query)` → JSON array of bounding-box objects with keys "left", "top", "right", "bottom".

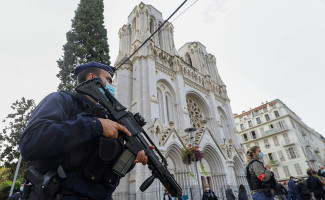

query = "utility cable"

[{"left": 115, "top": 0, "right": 188, "bottom": 70}]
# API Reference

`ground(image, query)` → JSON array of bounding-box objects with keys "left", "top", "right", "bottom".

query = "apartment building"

[{"left": 234, "top": 99, "right": 325, "bottom": 181}]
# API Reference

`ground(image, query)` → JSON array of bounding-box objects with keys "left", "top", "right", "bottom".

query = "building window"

[
  {"left": 265, "top": 114, "right": 270, "bottom": 121},
  {"left": 251, "top": 131, "right": 257, "bottom": 139},
  {"left": 165, "top": 93, "right": 174, "bottom": 122},
  {"left": 149, "top": 18, "right": 154, "bottom": 34},
  {"left": 256, "top": 117, "right": 261, "bottom": 124},
  {"left": 157, "top": 89, "right": 165, "bottom": 123},
  {"left": 278, "top": 150, "right": 285, "bottom": 161},
  {"left": 274, "top": 110, "right": 280, "bottom": 118},
  {"left": 252, "top": 110, "right": 259, "bottom": 117},
  {"left": 263, "top": 107, "right": 268, "bottom": 112},
  {"left": 283, "top": 166, "right": 290, "bottom": 177},
  {"left": 186, "top": 97, "right": 204, "bottom": 128},
  {"left": 278, "top": 121, "right": 285, "bottom": 130},
  {"left": 269, "top": 124, "right": 274, "bottom": 129},
  {"left": 254, "top": 141, "right": 259, "bottom": 146},
  {"left": 240, "top": 124, "right": 244, "bottom": 130},
  {"left": 248, "top": 120, "right": 253, "bottom": 128},
  {"left": 243, "top": 133, "right": 248, "bottom": 141},
  {"left": 268, "top": 153, "right": 274, "bottom": 161},
  {"left": 246, "top": 144, "right": 250, "bottom": 149},
  {"left": 264, "top": 139, "right": 270, "bottom": 149},
  {"left": 294, "top": 163, "right": 303, "bottom": 175},
  {"left": 286, "top": 147, "right": 297, "bottom": 159},
  {"left": 273, "top": 136, "right": 280, "bottom": 146}
]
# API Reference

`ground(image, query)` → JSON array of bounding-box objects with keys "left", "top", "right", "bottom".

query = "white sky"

[{"left": 0, "top": 0, "right": 324, "bottom": 134}]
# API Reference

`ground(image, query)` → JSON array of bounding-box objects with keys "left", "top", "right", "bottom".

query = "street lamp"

[{"left": 184, "top": 127, "right": 202, "bottom": 198}]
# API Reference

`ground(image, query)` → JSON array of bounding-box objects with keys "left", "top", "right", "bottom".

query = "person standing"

[
  {"left": 246, "top": 146, "right": 276, "bottom": 200},
  {"left": 297, "top": 179, "right": 311, "bottom": 200},
  {"left": 306, "top": 169, "right": 325, "bottom": 200},
  {"left": 202, "top": 184, "right": 218, "bottom": 200},
  {"left": 288, "top": 176, "right": 299, "bottom": 200},
  {"left": 274, "top": 182, "right": 288, "bottom": 200},
  {"left": 225, "top": 184, "right": 236, "bottom": 200},
  {"left": 164, "top": 188, "right": 172, "bottom": 200},
  {"left": 238, "top": 184, "right": 249, "bottom": 200},
  {"left": 19, "top": 62, "right": 151, "bottom": 200}
]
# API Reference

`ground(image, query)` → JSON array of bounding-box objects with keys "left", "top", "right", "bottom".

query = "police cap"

[{"left": 73, "top": 62, "right": 116, "bottom": 77}]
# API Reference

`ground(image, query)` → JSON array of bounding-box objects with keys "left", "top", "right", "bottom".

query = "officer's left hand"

[{"left": 134, "top": 146, "right": 155, "bottom": 165}]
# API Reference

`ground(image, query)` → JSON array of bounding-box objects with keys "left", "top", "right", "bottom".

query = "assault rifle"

[{"left": 76, "top": 78, "right": 183, "bottom": 199}]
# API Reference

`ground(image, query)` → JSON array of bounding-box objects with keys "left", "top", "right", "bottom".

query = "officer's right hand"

[{"left": 98, "top": 118, "right": 131, "bottom": 139}]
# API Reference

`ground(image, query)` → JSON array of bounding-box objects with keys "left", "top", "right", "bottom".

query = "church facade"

[{"left": 113, "top": 3, "right": 247, "bottom": 199}]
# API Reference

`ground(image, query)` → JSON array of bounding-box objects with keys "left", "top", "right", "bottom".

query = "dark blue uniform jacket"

[{"left": 20, "top": 92, "right": 116, "bottom": 199}]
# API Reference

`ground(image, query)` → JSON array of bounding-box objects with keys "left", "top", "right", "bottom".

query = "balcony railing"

[
  {"left": 281, "top": 139, "right": 295, "bottom": 147},
  {"left": 265, "top": 129, "right": 277, "bottom": 135}
]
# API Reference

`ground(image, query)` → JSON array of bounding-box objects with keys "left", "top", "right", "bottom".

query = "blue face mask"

[
  {"left": 258, "top": 152, "right": 264, "bottom": 159},
  {"left": 206, "top": 188, "right": 210, "bottom": 191},
  {"left": 99, "top": 82, "right": 115, "bottom": 96},
  {"left": 323, "top": 169, "right": 325, "bottom": 173},
  {"left": 20, "top": 187, "right": 23, "bottom": 192}
]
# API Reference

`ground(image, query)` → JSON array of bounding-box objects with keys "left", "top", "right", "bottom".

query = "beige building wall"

[{"left": 234, "top": 99, "right": 325, "bottom": 181}]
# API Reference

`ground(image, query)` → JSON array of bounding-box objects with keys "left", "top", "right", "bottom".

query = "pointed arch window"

[
  {"left": 165, "top": 92, "right": 174, "bottom": 122},
  {"left": 157, "top": 84, "right": 175, "bottom": 125},
  {"left": 158, "top": 22, "right": 164, "bottom": 50},
  {"left": 157, "top": 89, "right": 165, "bottom": 123},
  {"left": 132, "top": 18, "right": 136, "bottom": 42},
  {"left": 149, "top": 18, "right": 154, "bottom": 34}
]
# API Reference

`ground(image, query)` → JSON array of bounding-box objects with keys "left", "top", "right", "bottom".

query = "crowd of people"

[
  {"left": 245, "top": 145, "right": 325, "bottom": 200},
  {"left": 273, "top": 167, "right": 325, "bottom": 200}
]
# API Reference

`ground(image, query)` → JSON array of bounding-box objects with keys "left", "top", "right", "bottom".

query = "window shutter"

[
  {"left": 278, "top": 150, "right": 285, "bottom": 161},
  {"left": 293, "top": 146, "right": 300, "bottom": 158},
  {"left": 285, "top": 149, "right": 292, "bottom": 160},
  {"left": 282, "top": 120, "right": 287, "bottom": 129}
]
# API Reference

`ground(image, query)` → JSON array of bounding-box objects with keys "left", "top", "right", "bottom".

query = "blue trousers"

[{"left": 253, "top": 192, "right": 274, "bottom": 200}]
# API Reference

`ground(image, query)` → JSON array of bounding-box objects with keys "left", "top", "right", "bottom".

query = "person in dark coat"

[
  {"left": 238, "top": 184, "right": 248, "bottom": 200},
  {"left": 288, "top": 176, "right": 299, "bottom": 200},
  {"left": 306, "top": 169, "right": 325, "bottom": 200},
  {"left": 202, "top": 184, "right": 218, "bottom": 200},
  {"left": 225, "top": 184, "right": 236, "bottom": 200},
  {"left": 297, "top": 178, "right": 311, "bottom": 200},
  {"left": 274, "top": 182, "right": 288, "bottom": 200},
  {"left": 19, "top": 62, "right": 151, "bottom": 200}
]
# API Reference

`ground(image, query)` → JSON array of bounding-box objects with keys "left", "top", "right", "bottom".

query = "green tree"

[
  {"left": 0, "top": 97, "right": 35, "bottom": 182},
  {"left": 57, "top": 0, "right": 110, "bottom": 91}
]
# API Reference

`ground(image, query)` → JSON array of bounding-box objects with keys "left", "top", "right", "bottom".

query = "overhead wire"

[{"left": 115, "top": 0, "right": 197, "bottom": 70}]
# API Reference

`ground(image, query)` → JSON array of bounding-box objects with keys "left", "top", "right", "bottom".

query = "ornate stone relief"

[
  {"left": 186, "top": 97, "right": 205, "bottom": 129},
  {"left": 225, "top": 139, "right": 233, "bottom": 159}
]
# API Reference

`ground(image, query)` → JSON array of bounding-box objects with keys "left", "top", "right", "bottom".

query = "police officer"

[
  {"left": 20, "top": 62, "right": 150, "bottom": 200},
  {"left": 246, "top": 146, "right": 276, "bottom": 200}
]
